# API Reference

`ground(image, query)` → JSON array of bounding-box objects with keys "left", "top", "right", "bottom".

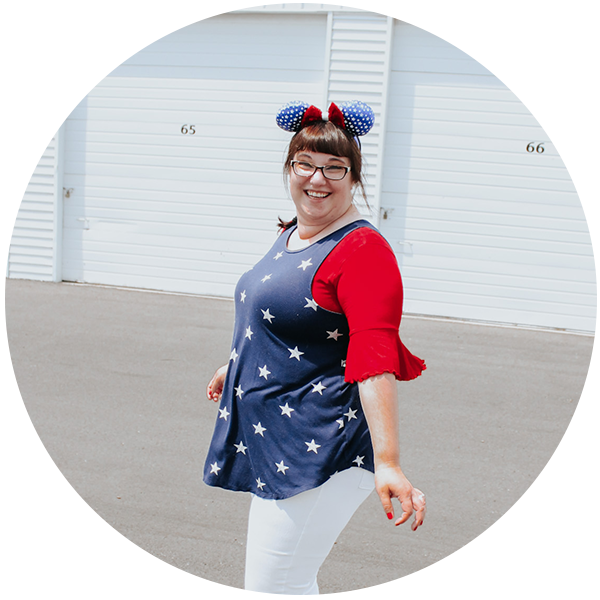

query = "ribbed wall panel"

[
  {"left": 326, "top": 12, "right": 392, "bottom": 216},
  {"left": 8, "top": 11, "right": 59, "bottom": 281}
]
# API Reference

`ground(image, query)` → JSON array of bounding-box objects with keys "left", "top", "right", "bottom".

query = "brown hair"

[{"left": 278, "top": 121, "right": 368, "bottom": 231}]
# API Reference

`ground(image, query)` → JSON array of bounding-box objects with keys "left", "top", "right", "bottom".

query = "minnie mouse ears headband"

[{"left": 276, "top": 100, "right": 375, "bottom": 137}]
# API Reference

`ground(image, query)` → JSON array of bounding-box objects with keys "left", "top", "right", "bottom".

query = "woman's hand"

[
  {"left": 374, "top": 465, "right": 426, "bottom": 531},
  {"left": 358, "top": 373, "right": 425, "bottom": 531},
  {"left": 206, "top": 364, "right": 228, "bottom": 402}
]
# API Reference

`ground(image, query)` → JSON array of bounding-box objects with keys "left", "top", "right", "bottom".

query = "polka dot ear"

[
  {"left": 338, "top": 100, "right": 375, "bottom": 136},
  {"left": 276, "top": 101, "right": 311, "bottom": 132}
]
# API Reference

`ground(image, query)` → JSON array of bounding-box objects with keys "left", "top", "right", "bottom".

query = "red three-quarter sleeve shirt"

[{"left": 310, "top": 227, "right": 426, "bottom": 383}]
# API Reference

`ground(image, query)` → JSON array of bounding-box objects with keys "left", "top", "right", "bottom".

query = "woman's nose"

[{"left": 310, "top": 167, "right": 327, "bottom": 183}]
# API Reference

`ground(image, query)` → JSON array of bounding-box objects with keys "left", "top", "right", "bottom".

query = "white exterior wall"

[
  {"left": 5, "top": 11, "right": 66, "bottom": 280},
  {"left": 61, "top": 13, "right": 327, "bottom": 297},
  {"left": 325, "top": 11, "right": 393, "bottom": 219},
  {"left": 379, "top": 22, "right": 595, "bottom": 332},
  {"left": 8, "top": 9, "right": 595, "bottom": 332}
]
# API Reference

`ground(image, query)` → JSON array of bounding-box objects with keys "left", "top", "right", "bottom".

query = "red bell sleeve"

[{"left": 312, "top": 227, "right": 426, "bottom": 383}]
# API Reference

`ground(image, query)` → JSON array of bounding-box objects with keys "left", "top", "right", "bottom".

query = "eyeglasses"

[{"left": 291, "top": 160, "right": 351, "bottom": 181}]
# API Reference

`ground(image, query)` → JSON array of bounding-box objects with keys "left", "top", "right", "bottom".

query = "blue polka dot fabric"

[
  {"left": 338, "top": 101, "right": 375, "bottom": 136},
  {"left": 276, "top": 100, "right": 375, "bottom": 136},
  {"left": 276, "top": 101, "right": 310, "bottom": 132}
]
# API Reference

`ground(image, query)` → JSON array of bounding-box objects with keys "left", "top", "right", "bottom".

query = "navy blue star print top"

[{"left": 203, "top": 220, "right": 376, "bottom": 500}]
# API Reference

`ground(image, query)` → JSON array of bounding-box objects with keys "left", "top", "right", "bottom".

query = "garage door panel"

[
  {"left": 402, "top": 297, "right": 592, "bottom": 332},
  {"left": 66, "top": 63, "right": 322, "bottom": 86},
  {"left": 65, "top": 129, "right": 289, "bottom": 154},
  {"left": 63, "top": 175, "right": 293, "bottom": 214},
  {"left": 62, "top": 205, "right": 285, "bottom": 233},
  {"left": 403, "top": 272, "right": 593, "bottom": 311},
  {"left": 382, "top": 178, "right": 579, "bottom": 206},
  {"left": 386, "top": 116, "right": 547, "bottom": 142},
  {"left": 383, "top": 150, "right": 575, "bottom": 179},
  {"left": 392, "top": 215, "right": 590, "bottom": 246},
  {"left": 382, "top": 23, "right": 594, "bottom": 332},
  {"left": 62, "top": 13, "right": 325, "bottom": 294},
  {"left": 389, "top": 77, "right": 597, "bottom": 106},
  {"left": 64, "top": 161, "right": 284, "bottom": 187},
  {"left": 383, "top": 145, "right": 596, "bottom": 173},
  {"left": 65, "top": 143, "right": 284, "bottom": 164},
  {"left": 65, "top": 226, "right": 276, "bottom": 258},
  {"left": 386, "top": 93, "right": 597, "bottom": 125},
  {"left": 405, "top": 207, "right": 597, "bottom": 240},
  {"left": 384, "top": 132, "right": 566, "bottom": 166},
  {"left": 63, "top": 173, "right": 289, "bottom": 200},
  {"left": 381, "top": 192, "right": 586, "bottom": 222},
  {"left": 382, "top": 165, "right": 576, "bottom": 194},
  {"left": 400, "top": 261, "right": 596, "bottom": 296},
  {"left": 404, "top": 285, "right": 595, "bottom": 319},
  {"left": 61, "top": 260, "right": 239, "bottom": 297},
  {"left": 395, "top": 237, "right": 595, "bottom": 270}
]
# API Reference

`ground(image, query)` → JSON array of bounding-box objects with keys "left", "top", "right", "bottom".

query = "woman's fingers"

[
  {"left": 394, "top": 493, "right": 414, "bottom": 526},
  {"left": 411, "top": 488, "right": 426, "bottom": 530}
]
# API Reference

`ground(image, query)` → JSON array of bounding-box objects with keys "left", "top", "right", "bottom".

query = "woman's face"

[{"left": 289, "top": 151, "right": 355, "bottom": 229}]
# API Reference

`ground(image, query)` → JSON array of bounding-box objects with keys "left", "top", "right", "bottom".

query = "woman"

[{"left": 203, "top": 100, "right": 426, "bottom": 594}]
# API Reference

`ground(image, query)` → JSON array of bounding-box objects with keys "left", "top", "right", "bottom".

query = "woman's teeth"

[{"left": 306, "top": 191, "right": 330, "bottom": 198}]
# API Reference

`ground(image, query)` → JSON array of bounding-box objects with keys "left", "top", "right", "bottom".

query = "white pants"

[{"left": 244, "top": 467, "right": 375, "bottom": 595}]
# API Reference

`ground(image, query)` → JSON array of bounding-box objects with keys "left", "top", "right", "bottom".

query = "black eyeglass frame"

[{"left": 290, "top": 160, "right": 352, "bottom": 181}]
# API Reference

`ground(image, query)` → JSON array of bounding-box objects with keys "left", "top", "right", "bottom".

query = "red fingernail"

[{"left": 387, "top": 512, "right": 393, "bottom": 520}]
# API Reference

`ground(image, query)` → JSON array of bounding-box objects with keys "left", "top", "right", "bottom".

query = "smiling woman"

[
  {"left": 203, "top": 100, "right": 426, "bottom": 594},
  {"left": 279, "top": 121, "right": 368, "bottom": 229}
]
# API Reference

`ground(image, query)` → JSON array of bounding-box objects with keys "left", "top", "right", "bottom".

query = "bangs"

[{"left": 291, "top": 122, "right": 356, "bottom": 157}]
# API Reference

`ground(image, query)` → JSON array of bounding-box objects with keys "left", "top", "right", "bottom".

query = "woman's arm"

[{"left": 358, "top": 372, "right": 425, "bottom": 530}]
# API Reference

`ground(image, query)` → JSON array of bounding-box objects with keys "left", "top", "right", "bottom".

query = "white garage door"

[
  {"left": 379, "top": 22, "right": 596, "bottom": 332},
  {"left": 62, "top": 13, "right": 327, "bottom": 297}
]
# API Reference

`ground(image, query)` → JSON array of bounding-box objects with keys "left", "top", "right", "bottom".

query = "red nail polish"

[{"left": 387, "top": 512, "right": 393, "bottom": 520}]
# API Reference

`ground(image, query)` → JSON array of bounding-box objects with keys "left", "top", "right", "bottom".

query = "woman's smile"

[{"left": 305, "top": 190, "right": 331, "bottom": 199}]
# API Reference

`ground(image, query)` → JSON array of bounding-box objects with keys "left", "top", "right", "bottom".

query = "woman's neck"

[{"left": 288, "top": 205, "right": 363, "bottom": 250}]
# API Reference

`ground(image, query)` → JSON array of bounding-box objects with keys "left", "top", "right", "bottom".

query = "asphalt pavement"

[{"left": 4, "top": 278, "right": 594, "bottom": 593}]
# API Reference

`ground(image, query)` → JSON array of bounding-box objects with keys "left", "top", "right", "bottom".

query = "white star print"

[
  {"left": 311, "top": 381, "right": 327, "bottom": 395},
  {"left": 256, "top": 478, "right": 266, "bottom": 490},
  {"left": 235, "top": 385, "right": 244, "bottom": 399},
  {"left": 210, "top": 462, "right": 221, "bottom": 475},
  {"left": 305, "top": 439, "right": 321, "bottom": 454},
  {"left": 327, "top": 329, "right": 343, "bottom": 341},
  {"left": 288, "top": 346, "right": 304, "bottom": 361},
  {"left": 240, "top": 290, "right": 246, "bottom": 303},
  {"left": 218, "top": 407, "right": 230, "bottom": 421},
  {"left": 230, "top": 348, "right": 238, "bottom": 362},
  {"left": 336, "top": 418, "right": 345, "bottom": 429},
  {"left": 304, "top": 297, "right": 318, "bottom": 311},
  {"left": 253, "top": 422, "right": 266, "bottom": 436},
  {"left": 245, "top": 326, "right": 253, "bottom": 340},
  {"left": 298, "top": 258, "right": 313, "bottom": 271},
  {"left": 258, "top": 365, "right": 271, "bottom": 380},
  {"left": 279, "top": 403, "right": 294, "bottom": 417},
  {"left": 274, "top": 252, "right": 283, "bottom": 260},
  {"left": 261, "top": 308, "right": 275, "bottom": 323},
  {"left": 234, "top": 441, "right": 247, "bottom": 454},
  {"left": 276, "top": 460, "right": 289, "bottom": 474},
  {"left": 353, "top": 455, "right": 365, "bottom": 467},
  {"left": 344, "top": 407, "right": 357, "bottom": 421},
  {"left": 261, "top": 274, "right": 272, "bottom": 283}
]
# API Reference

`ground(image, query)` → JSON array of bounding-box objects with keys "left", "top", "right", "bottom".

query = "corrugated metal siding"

[
  {"left": 61, "top": 13, "right": 327, "bottom": 296},
  {"left": 8, "top": 11, "right": 59, "bottom": 280},
  {"left": 5, "top": 2, "right": 597, "bottom": 20},
  {"left": 380, "top": 22, "right": 596, "bottom": 332},
  {"left": 326, "top": 12, "right": 392, "bottom": 216}
]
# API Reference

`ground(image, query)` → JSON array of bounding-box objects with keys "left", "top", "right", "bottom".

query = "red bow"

[{"left": 300, "top": 103, "right": 346, "bottom": 130}]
